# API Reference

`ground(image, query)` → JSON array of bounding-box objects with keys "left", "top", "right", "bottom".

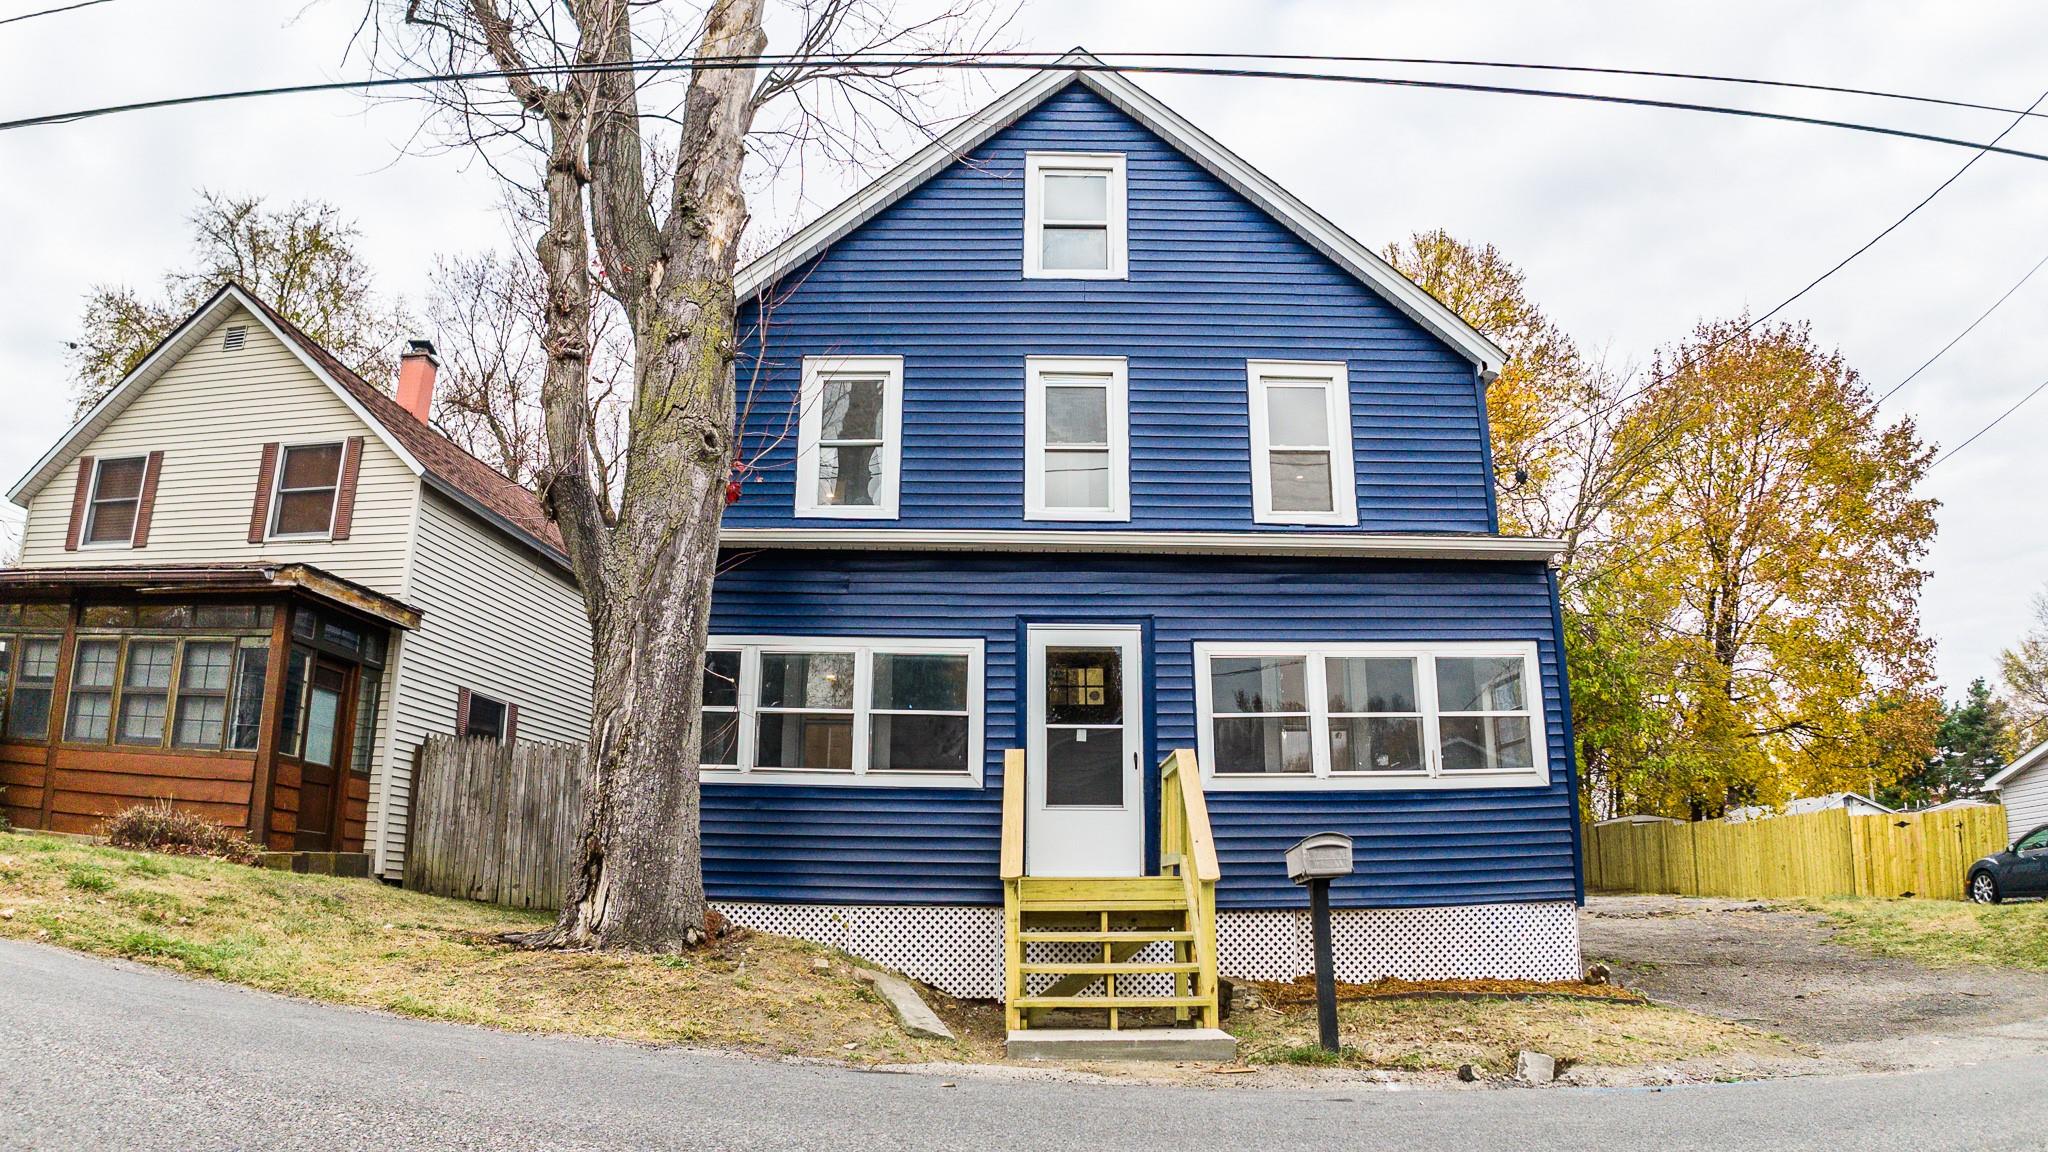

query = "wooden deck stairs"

[{"left": 1000, "top": 749, "right": 1234, "bottom": 1061}]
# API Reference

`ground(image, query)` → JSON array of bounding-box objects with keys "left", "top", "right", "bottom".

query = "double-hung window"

[
  {"left": 1025, "top": 356, "right": 1129, "bottom": 520},
  {"left": 1247, "top": 361, "right": 1356, "bottom": 525},
  {"left": 270, "top": 442, "right": 344, "bottom": 538},
  {"left": 697, "top": 637, "right": 983, "bottom": 787},
  {"left": 1196, "top": 642, "right": 1546, "bottom": 790},
  {"left": 1024, "top": 153, "right": 1127, "bottom": 279},
  {"left": 83, "top": 456, "right": 148, "bottom": 546},
  {"left": 796, "top": 357, "right": 903, "bottom": 519}
]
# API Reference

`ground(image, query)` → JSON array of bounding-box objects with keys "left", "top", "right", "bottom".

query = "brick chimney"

[{"left": 396, "top": 339, "right": 439, "bottom": 423}]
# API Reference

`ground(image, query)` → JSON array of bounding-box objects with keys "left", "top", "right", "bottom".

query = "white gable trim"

[
  {"left": 736, "top": 52, "right": 1507, "bottom": 382},
  {"left": 8, "top": 283, "right": 424, "bottom": 506},
  {"left": 1986, "top": 739, "right": 2048, "bottom": 791}
]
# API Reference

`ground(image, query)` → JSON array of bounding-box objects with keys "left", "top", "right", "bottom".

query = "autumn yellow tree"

[{"left": 1600, "top": 319, "right": 1941, "bottom": 816}]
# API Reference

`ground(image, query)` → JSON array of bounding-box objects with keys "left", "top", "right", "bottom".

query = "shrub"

[{"left": 103, "top": 802, "right": 261, "bottom": 866}]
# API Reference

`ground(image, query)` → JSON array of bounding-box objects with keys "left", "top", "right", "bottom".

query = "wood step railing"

[{"left": 1001, "top": 748, "right": 1221, "bottom": 1032}]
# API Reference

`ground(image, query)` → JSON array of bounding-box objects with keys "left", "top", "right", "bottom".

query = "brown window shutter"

[
  {"left": 130, "top": 450, "right": 165, "bottom": 548},
  {"left": 504, "top": 704, "right": 519, "bottom": 745},
  {"left": 455, "top": 688, "right": 472, "bottom": 737},
  {"left": 63, "top": 456, "right": 94, "bottom": 551},
  {"left": 247, "top": 442, "right": 280, "bottom": 544},
  {"left": 330, "top": 436, "right": 365, "bottom": 541}
]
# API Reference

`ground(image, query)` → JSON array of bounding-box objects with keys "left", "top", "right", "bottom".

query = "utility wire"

[
  {"left": 1929, "top": 377, "right": 2048, "bottom": 468},
  {"left": 0, "top": 0, "right": 115, "bottom": 27},
  {"left": 1873, "top": 247, "right": 2048, "bottom": 406},
  {"left": 9, "top": 53, "right": 2048, "bottom": 162}
]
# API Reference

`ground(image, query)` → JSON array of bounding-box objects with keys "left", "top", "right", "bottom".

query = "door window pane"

[
  {"left": 304, "top": 684, "right": 341, "bottom": 767},
  {"left": 1046, "top": 648, "right": 1121, "bottom": 725},
  {"left": 1045, "top": 726, "right": 1123, "bottom": 806}
]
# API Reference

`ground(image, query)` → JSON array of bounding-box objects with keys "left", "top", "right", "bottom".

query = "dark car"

[{"left": 1967, "top": 824, "right": 2048, "bottom": 903}]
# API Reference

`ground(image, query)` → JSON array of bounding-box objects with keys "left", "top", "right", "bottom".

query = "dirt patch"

[{"left": 1581, "top": 895, "right": 2048, "bottom": 1046}]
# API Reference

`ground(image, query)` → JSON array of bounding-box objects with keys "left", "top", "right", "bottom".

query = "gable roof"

[
  {"left": 8, "top": 282, "right": 568, "bottom": 569},
  {"left": 1986, "top": 739, "right": 2048, "bottom": 791},
  {"left": 737, "top": 51, "right": 1508, "bottom": 381}
]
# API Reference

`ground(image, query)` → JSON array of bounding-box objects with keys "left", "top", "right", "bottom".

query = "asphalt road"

[{"left": 2, "top": 939, "right": 2041, "bottom": 1152}]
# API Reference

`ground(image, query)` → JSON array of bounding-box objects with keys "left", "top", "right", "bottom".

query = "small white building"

[{"left": 1985, "top": 740, "right": 2048, "bottom": 843}]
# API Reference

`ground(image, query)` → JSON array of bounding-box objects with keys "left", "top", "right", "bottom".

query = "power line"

[
  {"left": 1874, "top": 247, "right": 2048, "bottom": 406},
  {"left": 1522, "top": 82, "right": 2048, "bottom": 457},
  {"left": 0, "top": 0, "right": 115, "bottom": 27},
  {"left": 10, "top": 52, "right": 2048, "bottom": 164},
  {"left": 1930, "top": 376, "right": 2048, "bottom": 468}
]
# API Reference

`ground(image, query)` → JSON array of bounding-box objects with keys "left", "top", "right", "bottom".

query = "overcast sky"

[{"left": 1, "top": 0, "right": 2043, "bottom": 698}]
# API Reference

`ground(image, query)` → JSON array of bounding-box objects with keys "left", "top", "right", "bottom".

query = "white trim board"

[
  {"left": 1987, "top": 738, "right": 2048, "bottom": 790},
  {"left": 734, "top": 51, "right": 1506, "bottom": 382},
  {"left": 718, "top": 526, "right": 1564, "bottom": 561}
]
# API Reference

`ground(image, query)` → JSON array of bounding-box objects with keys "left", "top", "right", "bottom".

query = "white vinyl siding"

[
  {"left": 373, "top": 489, "right": 592, "bottom": 877},
  {"left": 2000, "top": 765, "right": 2048, "bottom": 844},
  {"left": 16, "top": 306, "right": 417, "bottom": 593}
]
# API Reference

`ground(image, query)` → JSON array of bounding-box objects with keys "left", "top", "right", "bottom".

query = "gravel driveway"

[{"left": 1580, "top": 895, "right": 2048, "bottom": 1051}]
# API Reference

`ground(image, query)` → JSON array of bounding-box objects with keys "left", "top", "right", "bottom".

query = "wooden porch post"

[
  {"left": 246, "top": 599, "right": 292, "bottom": 843},
  {"left": 34, "top": 599, "right": 80, "bottom": 831}
]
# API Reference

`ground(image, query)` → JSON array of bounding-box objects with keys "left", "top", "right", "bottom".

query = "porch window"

[
  {"left": 795, "top": 357, "right": 903, "bottom": 519},
  {"left": 83, "top": 456, "right": 148, "bottom": 545},
  {"left": 698, "top": 636, "right": 983, "bottom": 786},
  {"left": 172, "top": 641, "right": 236, "bottom": 748},
  {"left": 270, "top": 442, "right": 345, "bottom": 538},
  {"left": 1246, "top": 361, "right": 1356, "bottom": 525},
  {"left": 59, "top": 631, "right": 273, "bottom": 752},
  {"left": 1024, "top": 152, "right": 1127, "bottom": 279},
  {"left": 2, "top": 634, "right": 60, "bottom": 742},
  {"left": 65, "top": 640, "right": 120, "bottom": 742},
  {"left": 115, "top": 639, "right": 176, "bottom": 745},
  {"left": 1025, "top": 357, "right": 1129, "bottom": 521},
  {"left": 350, "top": 672, "right": 383, "bottom": 775},
  {"left": 1195, "top": 642, "right": 1547, "bottom": 791}
]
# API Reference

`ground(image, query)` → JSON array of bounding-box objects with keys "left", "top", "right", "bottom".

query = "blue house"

[{"left": 698, "top": 55, "right": 1584, "bottom": 1027}]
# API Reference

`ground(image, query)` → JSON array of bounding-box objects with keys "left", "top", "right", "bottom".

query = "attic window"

[
  {"left": 222, "top": 326, "right": 247, "bottom": 352},
  {"left": 1024, "top": 152, "right": 1127, "bottom": 280}
]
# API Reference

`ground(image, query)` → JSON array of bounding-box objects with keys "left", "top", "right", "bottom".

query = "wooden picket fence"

[
  {"left": 1583, "top": 805, "right": 2008, "bottom": 901},
  {"left": 405, "top": 735, "right": 587, "bottom": 910}
]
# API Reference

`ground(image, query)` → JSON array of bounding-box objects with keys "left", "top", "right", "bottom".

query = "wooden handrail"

[
  {"left": 1160, "top": 748, "right": 1220, "bottom": 882},
  {"left": 999, "top": 748, "right": 1026, "bottom": 880}
]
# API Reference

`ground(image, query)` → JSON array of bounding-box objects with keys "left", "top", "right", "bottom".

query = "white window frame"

[
  {"left": 1023, "top": 152, "right": 1128, "bottom": 280},
  {"left": 1246, "top": 360, "right": 1357, "bottom": 526},
  {"left": 1024, "top": 356, "right": 1129, "bottom": 521},
  {"left": 701, "top": 635, "right": 984, "bottom": 789},
  {"left": 1194, "top": 641, "right": 1548, "bottom": 791},
  {"left": 80, "top": 454, "right": 150, "bottom": 549},
  {"left": 267, "top": 439, "right": 345, "bottom": 540},
  {"left": 795, "top": 356, "right": 904, "bottom": 520}
]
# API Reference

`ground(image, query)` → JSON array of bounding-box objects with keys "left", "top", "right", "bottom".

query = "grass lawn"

[
  {"left": 1231, "top": 995, "right": 1798, "bottom": 1075},
  {"left": 0, "top": 829, "right": 1800, "bottom": 1077},
  {"left": 0, "top": 830, "right": 1002, "bottom": 1065},
  {"left": 1805, "top": 897, "right": 2048, "bottom": 970}
]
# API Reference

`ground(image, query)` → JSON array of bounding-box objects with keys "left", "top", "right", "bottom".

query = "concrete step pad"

[{"left": 1005, "top": 1027, "right": 1237, "bottom": 1062}]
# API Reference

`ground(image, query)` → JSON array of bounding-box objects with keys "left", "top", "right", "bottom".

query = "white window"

[
  {"left": 1024, "top": 152, "right": 1127, "bottom": 280},
  {"left": 1246, "top": 361, "right": 1356, "bottom": 526},
  {"left": 698, "top": 636, "right": 983, "bottom": 788},
  {"left": 1025, "top": 356, "right": 1129, "bottom": 521},
  {"left": 82, "top": 456, "right": 149, "bottom": 546},
  {"left": 796, "top": 356, "right": 903, "bottom": 519},
  {"left": 1195, "top": 642, "right": 1547, "bottom": 791},
  {"left": 270, "top": 441, "right": 345, "bottom": 538}
]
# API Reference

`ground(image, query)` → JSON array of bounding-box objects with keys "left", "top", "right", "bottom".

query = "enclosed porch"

[{"left": 0, "top": 564, "right": 420, "bottom": 853}]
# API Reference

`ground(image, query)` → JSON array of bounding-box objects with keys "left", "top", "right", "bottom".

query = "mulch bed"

[{"left": 1246, "top": 974, "right": 1647, "bottom": 1006}]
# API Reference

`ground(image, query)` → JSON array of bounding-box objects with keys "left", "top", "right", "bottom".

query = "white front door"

[{"left": 1025, "top": 625, "right": 1144, "bottom": 877}]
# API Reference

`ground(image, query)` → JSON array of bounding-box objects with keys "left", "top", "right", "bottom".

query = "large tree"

[
  {"left": 369, "top": 0, "right": 1005, "bottom": 951},
  {"left": 1999, "top": 586, "right": 2048, "bottom": 748},
  {"left": 69, "top": 191, "right": 407, "bottom": 410},
  {"left": 1884, "top": 678, "right": 2012, "bottom": 808},
  {"left": 1599, "top": 319, "right": 1941, "bottom": 816}
]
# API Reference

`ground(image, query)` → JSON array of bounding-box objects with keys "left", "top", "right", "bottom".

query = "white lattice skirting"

[{"left": 712, "top": 900, "right": 1582, "bottom": 1000}]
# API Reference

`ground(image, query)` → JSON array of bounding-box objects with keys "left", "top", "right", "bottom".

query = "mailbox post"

[{"left": 1285, "top": 832, "right": 1355, "bottom": 1053}]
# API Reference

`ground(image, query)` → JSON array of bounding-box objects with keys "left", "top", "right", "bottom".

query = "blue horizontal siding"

[
  {"left": 703, "top": 551, "right": 1576, "bottom": 910},
  {"left": 729, "top": 82, "right": 1493, "bottom": 534}
]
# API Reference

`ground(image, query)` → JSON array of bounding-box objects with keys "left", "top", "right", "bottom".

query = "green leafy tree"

[
  {"left": 68, "top": 191, "right": 407, "bottom": 412},
  {"left": 1885, "top": 678, "right": 2012, "bottom": 808}
]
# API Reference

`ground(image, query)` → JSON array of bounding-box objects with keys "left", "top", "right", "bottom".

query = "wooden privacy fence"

[
  {"left": 406, "top": 735, "right": 587, "bottom": 910},
  {"left": 1584, "top": 805, "right": 2008, "bottom": 901}
]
